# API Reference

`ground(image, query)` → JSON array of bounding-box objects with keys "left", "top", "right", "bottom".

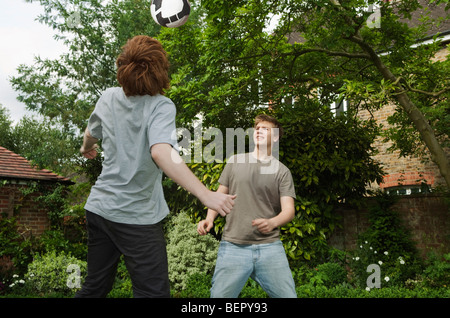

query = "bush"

[
  {"left": 24, "top": 250, "right": 86, "bottom": 296},
  {"left": 421, "top": 253, "right": 450, "bottom": 288},
  {"left": 349, "top": 193, "right": 423, "bottom": 288},
  {"left": 311, "top": 262, "right": 348, "bottom": 288},
  {"left": 296, "top": 284, "right": 450, "bottom": 298},
  {"left": 0, "top": 217, "right": 36, "bottom": 275},
  {"left": 177, "top": 273, "right": 212, "bottom": 298},
  {"left": 166, "top": 212, "right": 219, "bottom": 294}
]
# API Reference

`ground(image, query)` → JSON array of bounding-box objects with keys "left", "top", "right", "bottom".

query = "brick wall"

[
  {"left": 0, "top": 183, "right": 50, "bottom": 237},
  {"left": 329, "top": 195, "right": 450, "bottom": 257},
  {"left": 358, "top": 101, "right": 445, "bottom": 189}
]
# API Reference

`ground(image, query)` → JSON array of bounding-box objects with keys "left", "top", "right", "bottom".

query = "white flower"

[
  {"left": 370, "top": 247, "right": 373, "bottom": 250},
  {"left": 19, "top": 280, "right": 25, "bottom": 284},
  {"left": 400, "top": 259, "right": 405, "bottom": 265},
  {"left": 355, "top": 257, "right": 360, "bottom": 261},
  {"left": 384, "top": 276, "right": 390, "bottom": 282},
  {"left": 9, "top": 283, "right": 15, "bottom": 288},
  {"left": 13, "top": 274, "right": 19, "bottom": 278},
  {"left": 360, "top": 245, "right": 363, "bottom": 249},
  {"left": 365, "top": 241, "right": 368, "bottom": 244},
  {"left": 374, "top": 250, "right": 377, "bottom": 254},
  {"left": 384, "top": 251, "right": 389, "bottom": 255},
  {"left": 378, "top": 261, "right": 383, "bottom": 265},
  {"left": 365, "top": 287, "right": 371, "bottom": 292}
]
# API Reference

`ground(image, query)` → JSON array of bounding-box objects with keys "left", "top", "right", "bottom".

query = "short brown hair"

[
  {"left": 254, "top": 114, "right": 283, "bottom": 140},
  {"left": 116, "top": 35, "right": 170, "bottom": 96}
]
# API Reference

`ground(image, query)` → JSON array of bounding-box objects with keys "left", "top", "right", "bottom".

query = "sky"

[{"left": 0, "top": 0, "right": 67, "bottom": 124}]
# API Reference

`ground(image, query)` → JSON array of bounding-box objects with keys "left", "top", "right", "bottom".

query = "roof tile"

[{"left": 0, "top": 146, "right": 72, "bottom": 183}]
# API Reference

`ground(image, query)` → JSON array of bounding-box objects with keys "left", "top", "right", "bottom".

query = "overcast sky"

[{"left": 0, "top": 0, "right": 67, "bottom": 124}]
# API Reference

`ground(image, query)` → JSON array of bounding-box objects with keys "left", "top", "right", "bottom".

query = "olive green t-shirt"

[{"left": 219, "top": 153, "right": 296, "bottom": 244}]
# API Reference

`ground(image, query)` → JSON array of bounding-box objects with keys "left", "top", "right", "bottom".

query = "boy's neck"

[{"left": 252, "top": 146, "right": 272, "bottom": 162}]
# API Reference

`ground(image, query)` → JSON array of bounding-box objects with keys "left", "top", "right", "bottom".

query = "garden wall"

[
  {"left": 329, "top": 195, "right": 450, "bottom": 257},
  {"left": 0, "top": 183, "right": 50, "bottom": 237}
]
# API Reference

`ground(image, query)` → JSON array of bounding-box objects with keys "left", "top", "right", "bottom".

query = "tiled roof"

[{"left": 0, "top": 146, "right": 72, "bottom": 183}]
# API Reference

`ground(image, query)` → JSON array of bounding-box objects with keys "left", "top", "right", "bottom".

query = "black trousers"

[{"left": 75, "top": 211, "right": 170, "bottom": 298}]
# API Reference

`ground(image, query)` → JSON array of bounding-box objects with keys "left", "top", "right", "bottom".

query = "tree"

[
  {"left": 161, "top": 0, "right": 449, "bottom": 187},
  {"left": 12, "top": 0, "right": 160, "bottom": 132},
  {"left": 0, "top": 105, "right": 78, "bottom": 175},
  {"left": 11, "top": 1, "right": 450, "bottom": 187}
]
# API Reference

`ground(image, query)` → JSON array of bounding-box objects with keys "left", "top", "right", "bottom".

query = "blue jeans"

[{"left": 210, "top": 240, "right": 297, "bottom": 298}]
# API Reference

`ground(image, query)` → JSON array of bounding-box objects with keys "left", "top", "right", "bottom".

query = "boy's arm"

[
  {"left": 252, "top": 196, "right": 295, "bottom": 234},
  {"left": 151, "top": 143, "right": 235, "bottom": 216},
  {"left": 80, "top": 127, "right": 99, "bottom": 159},
  {"left": 197, "top": 185, "right": 229, "bottom": 235}
]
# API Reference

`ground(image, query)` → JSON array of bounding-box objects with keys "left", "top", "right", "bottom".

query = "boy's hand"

[
  {"left": 201, "top": 191, "right": 236, "bottom": 217},
  {"left": 80, "top": 144, "right": 98, "bottom": 159},
  {"left": 252, "top": 218, "right": 276, "bottom": 234},
  {"left": 197, "top": 219, "right": 213, "bottom": 235}
]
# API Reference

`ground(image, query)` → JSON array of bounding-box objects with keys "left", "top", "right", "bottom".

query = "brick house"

[{"left": 0, "top": 146, "right": 73, "bottom": 236}]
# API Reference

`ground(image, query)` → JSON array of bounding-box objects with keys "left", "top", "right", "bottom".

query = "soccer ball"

[{"left": 150, "top": 0, "right": 191, "bottom": 28}]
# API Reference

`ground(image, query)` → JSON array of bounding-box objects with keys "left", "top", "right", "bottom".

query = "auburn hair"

[
  {"left": 254, "top": 114, "right": 283, "bottom": 140},
  {"left": 116, "top": 35, "right": 170, "bottom": 96}
]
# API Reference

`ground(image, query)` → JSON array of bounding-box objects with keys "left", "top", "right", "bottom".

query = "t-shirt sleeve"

[
  {"left": 87, "top": 95, "right": 105, "bottom": 139},
  {"left": 279, "top": 169, "right": 296, "bottom": 199},
  {"left": 148, "top": 99, "right": 178, "bottom": 149}
]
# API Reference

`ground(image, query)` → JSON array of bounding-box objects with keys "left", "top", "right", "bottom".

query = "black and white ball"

[{"left": 150, "top": 0, "right": 191, "bottom": 28}]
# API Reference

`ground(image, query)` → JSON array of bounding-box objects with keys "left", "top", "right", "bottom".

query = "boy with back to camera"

[
  {"left": 197, "top": 114, "right": 297, "bottom": 298},
  {"left": 76, "top": 35, "right": 235, "bottom": 298}
]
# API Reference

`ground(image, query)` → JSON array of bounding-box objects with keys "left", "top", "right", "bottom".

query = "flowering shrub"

[
  {"left": 349, "top": 240, "right": 416, "bottom": 289},
  {"left": 25, "top": 250, "right": 86, "bottom": 296},
  {"left": 166, "top": 212, "right": 219, "bottom": 293},
  {"left": 349, "top": 194, "right": 423, "bottom": 289}
]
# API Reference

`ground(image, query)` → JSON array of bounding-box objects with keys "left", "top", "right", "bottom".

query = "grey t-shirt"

[
  {"left": 219, "top": 153, "right": 296, "bottom": 244},
  {"left": 84, "top": 87, "right": 177, "bottom": 225}
]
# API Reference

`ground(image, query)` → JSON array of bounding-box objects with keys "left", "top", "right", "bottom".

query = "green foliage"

[
  {"left": 311, "top": 263, "right": 348, "bottom": 288},
  {"left": 295, "top": 284, "right": 450, "bottom": 298},
  {"left": 173, "top": 262, "right": 450, "bottom": 298},
  {"left": 164, "top": 161, "right": 226, "bottom": 238},
  {"left": 421, "top": 253, "right": 450, "bottom": 288},
  {"left": 177, "top": 272, "right": 212, "bottom": 298},
  {"left": 165, "top": 105, "right": 384, "bottom": 262},
  {"left": 0, "top": 106, "right": 79, "bottom": 175},
  {"left": 24, "top": 250, "right": 86, "bottom": 296},
  {"left": 0, "top": 217, "right": 36, "bottom": 275},
  {"left": 166, "top": 212, "right": 219, "bottom": 293},
  {"left": 276, "top": 105, "right": 383, "bottom": 261},
  {"left": 349, "top": 193, "right": 423, "bottom": 288}
]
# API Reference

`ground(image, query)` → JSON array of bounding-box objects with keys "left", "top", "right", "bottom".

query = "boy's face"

[{"left": 253, "top": 121, "right": 279, "bottom": 149}]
